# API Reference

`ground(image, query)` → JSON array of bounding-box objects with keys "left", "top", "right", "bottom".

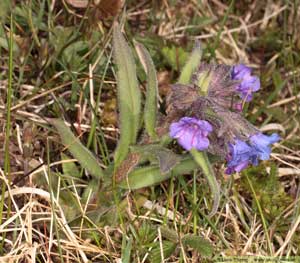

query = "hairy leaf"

[
  {"left": 52, "top": 119, "right": 104, "bottom": 179},
  {"left": 135, "top": 41, "right": 158, "bottom": 139},
  {"left": 130, "top": 144, "right": 180, "bottom": 174},
  {"left": 182, "top": 234, "right": 213, "bottom": 257},
  {"left": 160, "top": 226, "right": 179, "bottom": 242},
  {"left": 178, "top": 41, "right": 202, "bottom": 84},
  {"left": 113, "top": 25, "right": 141, "bottom": 168},
  {"left": 118, "top": 157, "right": 198, "bottom": 189},
  {"left": 61, "top": 153, "right": 81, "bottom": 178},
  {"left": 149, "top": 240, "right": 177, "bottom": 263}
]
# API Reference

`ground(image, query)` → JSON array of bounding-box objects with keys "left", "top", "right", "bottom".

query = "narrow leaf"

[
  {"left": 182, "top": 234, "right": 213, "bottom": 257},
  {"left": 113, "top": 24, "right": 141, "bottom": 167},
  {"left": 51, "top": 119, "right": 104, "bottom": 179},
  {"left": 135, "top": 41, "right": 158, "bottom": 139},
  {"left": 190, "top": 149, "right": 220, "bottom": 217},
  {"left": 118, "top": 157, "right": 198, "bottom": 189},
  {"left": 178, "top": 41, "right": 202, "bottom": 84}
]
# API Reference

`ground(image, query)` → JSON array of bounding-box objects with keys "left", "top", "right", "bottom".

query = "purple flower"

[
  {"left": 232, "top": 64, "right": 260, "bottom": 102},
  {"left": 170, "top": 117, "right": 213, "bottom": 151},
  {"left": 225, "top": 133, "right": 280, "bottom": 174}
]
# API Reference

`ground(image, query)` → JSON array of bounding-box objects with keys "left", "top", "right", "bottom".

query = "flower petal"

[
  {"left": 193, "top": 136, "right": 210, "bottom": 151},
  {"left": 169, "top": 117, "right": 213, "bottom": 151},
  {"left": 170, "top": 122, "right": 184, "bottom": 137},
  {"left": 232, "top": 64, "right": 260, "bottom": 102},
  {"left": 250, "top": 133, "right": 280, "bottom": 160}
]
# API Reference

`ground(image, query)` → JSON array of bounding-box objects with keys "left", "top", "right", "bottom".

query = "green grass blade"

[
  {"left": 190, "top": 149, "right": 220, "bottom": 217},
  {"left": 178, "top": 41, "right": 202, "bottom": 84},
  {"left": 121, "top": 236, "right": 132, "bottom": 263},
  {"left": 135, "top": 41, "right": 158, "bottom": 140},
  {"left": 51, "top": 119, "right": 104, "bottom": 179},
  {"left": 113, "top": 25, "right": 141, "bottom": 168},
  {"left": 0, "top": 14, "right": 14, "bottom": 252},
  {"left": 118, "top": 157, "right": 198, "bottom": 190},
  {"left": 245, "top": 174, "right": 273, "bottom": 255}
]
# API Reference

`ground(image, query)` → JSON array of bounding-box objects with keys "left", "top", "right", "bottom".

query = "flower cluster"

[{"left": 168, "top": 62, "right": 280, "bottom": 174}]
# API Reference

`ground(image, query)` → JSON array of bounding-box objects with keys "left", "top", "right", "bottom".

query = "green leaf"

[
  {"left": 0, "top": 27, "right": 19, "bottom": 53},
  {"left": 178, "top": 41, "right": 202, "bottom": 84},
  {"left": 113, "top": 25, "right": 141, "bottom": 168},
  {"left": 130, "top": 144, "right": 180, "bottom": 174},
  {"left": 135, "top": 41, "right": 158, "bottom": 140},
  {"left": 118, "top": 157, "right": 198, "bottom": 189},
  {"left": 138, "top": 222, "right": 157, "bottom": 244},
  {"left": 81, "top": 179, "right": 100, "bottom": 204},
  {"left": 149, "top": 240, "right": 177, "bottom": 263},
  {"left": 190, "top": 149, "right": 220, "bottom": 217},
  {"left": 160, "top": 226, "right": 179, "bottom": 243},
  {"left": 182, "top": 234, "right": 213, "bottom": 257},
  {"left": 61, "top": 153, "right": 81, "bottom": 178},
  {"left": 51, "top": 119, "right": 104, "bottom": 179},
  {"left": 161, "top": 45, "right": 188, "bottom": 71},
  {"left": 155, "top": 149, "right": 181, "bottom": 174}
]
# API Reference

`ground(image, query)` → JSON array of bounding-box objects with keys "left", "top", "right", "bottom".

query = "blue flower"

[
  {"left": 232, "top": 64, "right": 260, "bottom": 102},
  {"left": 249, "top": 133, "right": 281, "bottom": 161},
  {"left": 225, "top": 139, "right": 253, "bottom": 174},
  {"left": 170, "top": 117, "right": 213, "bottom": 151},
  {"left": 225, "top": 133, "right": 280, "bottom": 174}
]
